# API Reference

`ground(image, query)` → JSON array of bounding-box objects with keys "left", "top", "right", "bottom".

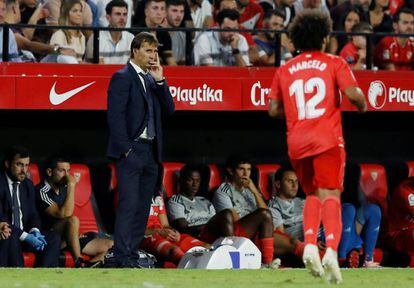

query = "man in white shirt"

[
  {"left": 86, "top": 0, "right": 134, "bottom": 64},
  {"left": 0, "top": 0, "right": 20, "bottom": 62},
  {"left": 194, "top": 9, "right": 250, "bottom": 66}
]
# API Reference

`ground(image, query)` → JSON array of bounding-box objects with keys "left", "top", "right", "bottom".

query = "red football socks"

[
  {"left": 321, "top": 196, "right": 342, "bottom": 251},
  {"left": 170, "top": 246, "right": 185, "bottom": 265},
  {"left": 303, "top": 195, "right": 322, "bottom": 245},
  {"left": 259, "top": 237, "right": 274, "bottom": 264}
]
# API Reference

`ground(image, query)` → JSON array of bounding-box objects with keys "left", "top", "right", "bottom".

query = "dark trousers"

[
  {"left": 114, "top": 141, "right": 158, "bottom": 265},
  {"left": 0, "top": 230, "right": 60, "bottom": 267}
]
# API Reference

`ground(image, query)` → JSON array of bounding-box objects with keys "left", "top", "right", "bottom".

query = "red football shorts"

[{"left": 291, "top": 146, "right": 346, "bottom": 194}]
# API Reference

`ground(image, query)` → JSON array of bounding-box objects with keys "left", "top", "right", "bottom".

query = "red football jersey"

[
  {"left": 239, "top": 1, "right": 264, "bottom": 29},
  {"left": 340, "top": 41, "right": 360, "bottom": 67},
  {"left": 147, "top": 195, "right": 166, "bottom": 229},
  {"left": 268, "top": 51, "right": 358, "bottom": 159},
  {"left": 374, "top": 37, "right": 414, "bottom": 71},
  {"left": 388, "top": 177, "right": 414, "bottom": 232}
]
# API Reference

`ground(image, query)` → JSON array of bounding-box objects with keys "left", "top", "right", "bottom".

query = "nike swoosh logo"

[{"left": 49, "top": 81, "right": 95, "bottom": 105}]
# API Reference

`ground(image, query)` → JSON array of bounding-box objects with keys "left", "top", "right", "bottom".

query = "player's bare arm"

[
  {"left": 268, "top": 99, "right": 285, "bottom": 118},
  {"left": 344, "top": 87, "right": 368, "bottom": 113},
  {"left": 45, "top": 175, "right": 76, "bottom": 219},
  {"left": 241, "top": 176, "right": 268, "bottom": 209}
]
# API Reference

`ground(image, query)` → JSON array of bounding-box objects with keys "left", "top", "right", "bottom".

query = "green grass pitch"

[{"left": 0, "top": 268, "right": 413, "bottom": 288}]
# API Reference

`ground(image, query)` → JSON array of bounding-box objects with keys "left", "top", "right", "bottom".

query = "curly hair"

[{"left": 288, "top": 9, "right": 332, "bottom": 52}]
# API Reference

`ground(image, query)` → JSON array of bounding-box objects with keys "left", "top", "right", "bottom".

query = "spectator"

[
  {"left": 328, "top": 6, "right": 361, "bottom": 54},
  {"left": 45, "top": 0, "right": 92, "bottom": 28},
  {"left": 96, "top": 0, "right": 133, "bottom": 27},
  {"left": 339, "top": 203, "right": 382, "bottom": 268},
  {"left": 0, "top": 146, "right": 60, "bottom": 267},
  {"left": 49, "top": 0, "right": 86, "bottom": 63},
  {"left": 194, "top": 9, "right": 250, "bottom": 66},
  {"left": 35, "top": 155, "right": 113, "bottom": 267},
  {"left": 237, "top": 0, "right": 264, "bottom": 30},
  {"left": 386, "top": 177, "right": 414, "bottom": 256},
  {"left": 214, "top": 0, "right": 260, "bottom": 66},
  {"left": 330, "top": 0, "right": 370, "bottom": 30},
  {"left": 367, "top": 0, "right": 393, "bottom": 44},
  {"left": 374, "top": 7, "right": 414, "bottom": 70},
  {"left": 0, "top": 0, "right": 21, "bottom": 62},
  {"left": 137, "top": 0, "right": 177, "bottom": 65},
  {"left": 5, "top": 0, "right": 76, "bottom": 62},
  {"left": 19, "top": 0, "right": 49, "bottom": 42},
  {"left": 168, "top": 164, "right": 236, "bottom": 243},
  {"left": 259, "top": 0, "right": 296, "bottom": 27},
  {"left": 0, "top": 221, "right": 12, "bottom": 266},
  {"left": 163, "top": 0, "right": 187, "bottom": 64},
  {"left": 213, "top": 155, "right": 275, "bottom": 265},
  {"left": 86, "top": 0, "right": 134, "bottom": 64},
  {"left": 253, "top": 9, "right": 293, "bottom": 66},
  {"left": 187, "top": 0, "right": 213, "bottom": 29},
  {"left": 294, "top": 0, "right": 330, "bottom": 14},
  {"left": 340, "top": 22, "right": 373, "bottom": 70},
  {"left": 141, "top": 192, "right": 210, "bottom": 265}
]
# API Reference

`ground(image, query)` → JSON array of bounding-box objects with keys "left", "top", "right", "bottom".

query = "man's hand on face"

[
  {"left": 65, "top": 174, "right": 77, "bottom": 187},
  {"left": 240, "top": 176, "right": 255, "bottom": 190},
  {"left": 148, "top": 52, "right": 164, "bottom": 81},
  {"left": 230, "top": 34, "right": 240, "bottom": 49}
]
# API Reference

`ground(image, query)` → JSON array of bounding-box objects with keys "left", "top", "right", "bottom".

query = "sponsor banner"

[
  {"left": 242, "top": 78, "right": 272, "bottom": 111},
  {"left": 355, "top": 71, "right": 414, "bottom": 111},
  {"left": 15, "top": 76, "right": 109, "bottom": 110},
  {"left": 168, "top": 78, "right": 242, "bottom": 110},
  {"left": 242, "top": 72, "right": 414, "bottom": 111},
  {"left": 0, "top": 76, "right": 16, "bottom": 109}
]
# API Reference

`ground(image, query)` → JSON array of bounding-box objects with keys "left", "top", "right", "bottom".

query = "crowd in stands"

[
  {"left": 1, "top": 0, "right": 413, "bottom": 69},
  {"left": 0, "top": 145, "right": 413, "bottom": 268}
]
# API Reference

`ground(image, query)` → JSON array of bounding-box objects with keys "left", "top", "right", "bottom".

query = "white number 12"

[{"left": 289, "top": 77, "right": 326, "bottom": 120}]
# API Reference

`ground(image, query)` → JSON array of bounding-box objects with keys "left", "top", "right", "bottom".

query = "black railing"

[{"left": 1, "top": 23, "right": 414, "bottom": 68}]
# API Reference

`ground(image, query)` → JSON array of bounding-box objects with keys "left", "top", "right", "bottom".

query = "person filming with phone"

[{"left": 106, "top": 32, "right": 175, "bottom": 268}]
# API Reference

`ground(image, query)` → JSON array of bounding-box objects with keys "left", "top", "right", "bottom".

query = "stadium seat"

[
  {"left": 256, "top": 164, "right": 281, "bottom": 201},
  {"left": 406, "top": 161, "right": 414, "bottom": 177},
  {"left": 162, "top": 162, "right": 184, "bottom": 198},
  {"left": 358, "top": 164, "right": 388, "bottom": 215},
  {"left": 70, "top": 164, "right": 100, "bottom": 234},
  {"left": 23, "top": 253, "right": 36, "bottom": 267},
  {"left": 208, "top": 164, "right": 221, "bottom": 191},
  {"left": 108, "top": 163, "right": 119, "bottom": 210},
  {"left": 27, "top": 163, "right": 41, "bottom": 185}
]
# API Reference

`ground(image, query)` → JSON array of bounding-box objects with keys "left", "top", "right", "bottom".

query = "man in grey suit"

[{"left": 107, "top": 32, "right": 175, "bottom": 267}]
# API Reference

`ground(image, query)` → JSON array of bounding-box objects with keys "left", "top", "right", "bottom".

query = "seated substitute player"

[
  {"left": 168, "top": 164, "right": 237, "bottom": 243},
  {"left": 36, "top": 155, "right": 113, "bottom": 267},
  {"left": 385, "top": 177, "right": 414, "bottom": 257},
  {"left": 141, "top": 192, "right": 210, "bottom": 265},
  {"left": 268, "top": 9, "right": 367, "bottom": 283},
  {"left": 212, "top": 155, "right": 275, "bottom": 266},
  {"left": 339, "top": 202, "right": 382, "bottom": 268}
]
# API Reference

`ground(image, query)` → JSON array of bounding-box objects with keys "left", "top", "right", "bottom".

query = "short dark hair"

[
  {"left": 166, "top": 0, "right": 185, "bottom": 8},
  {"left": 105, "top": 0, "right": 128, "bottom": 15},
  {"left": 351, "top": 21, "right": 373, "bottom": 33},
  {"left": 130, "top": 32, "right": 159, "bottom": 58},
  {"left": 225, "top": 154, "right": 252, "bottom": 171},
  {"left": 264, "top": 8, "right": 285, "bottom": 21},
  {"left": 45, "top": 155, "right": 71, "bottom": 171},
  {"left": 179, "top": 164, "right": 201, "bottom": 188},
  {"left": 392, "top": 7, "right": 414, "bottom": 23},
  {"left": 273, "top": 166, "right": 294, "bottom": 182},
  {"left": 3, "top": 145, "right": 30, "bottom": 165},
  {"left": 288, "top": 9, "right": 332, "bottom": 52},
  {"left": 217, "top": 8, "right": 240, "bottom": 25},
  {"left": 145, "top": 0, "right": 166, "bottom": 9}
]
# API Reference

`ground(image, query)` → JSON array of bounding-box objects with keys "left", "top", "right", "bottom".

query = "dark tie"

[
  {"left": 12, "top": 182, "right": 21, "bottom": 229},
  {"left": 140, "top": 73, "right": 156, "bottom": 138}
]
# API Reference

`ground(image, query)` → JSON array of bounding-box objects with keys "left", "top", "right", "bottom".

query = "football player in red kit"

[{"left": 268, "top": 9, "right": 367, "bottom": 284}]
